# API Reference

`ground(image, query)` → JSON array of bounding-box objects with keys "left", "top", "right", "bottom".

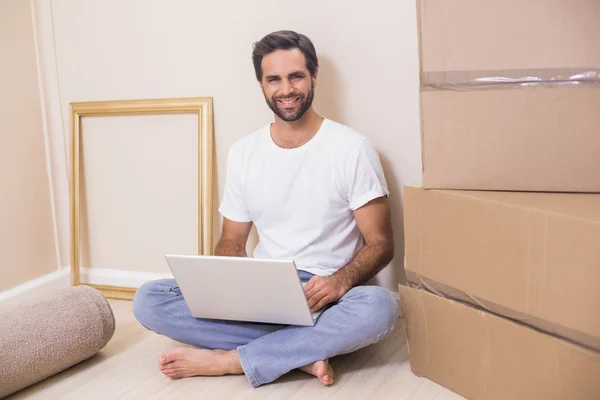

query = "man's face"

[{"left": 260, "top": 48, "right": 317, "bottom": 122}]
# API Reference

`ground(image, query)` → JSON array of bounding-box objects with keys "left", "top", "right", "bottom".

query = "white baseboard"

[
  {"left": 0, "top": 268, "right": 69, "bottom": 305},
  {"left": 1, "top": 267, "right": 403, "bottom": 317},
  {"left": 80, "top": 267, "right": 174, "bottom": 288},
  {"left": 79, "top": 268, "right": 404, "bottom": 317},
  {"left": 0, "top": 268, "right": 171, "bottom": 306},
  {"left": 389, "top": 290, "right": 403, "bottom": 318},
  {"left": 388, "top": 289, "right": 400, "bottom": 301}
]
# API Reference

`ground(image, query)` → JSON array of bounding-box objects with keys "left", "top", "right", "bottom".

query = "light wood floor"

[{"left": 8, "top": 300, "right": 464, "bottom": 400}]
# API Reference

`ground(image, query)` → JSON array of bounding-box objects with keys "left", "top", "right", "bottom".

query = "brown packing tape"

[
  {"left": 420, "top": 68, "right": 600, "bottom": 91},
  {"left": 405, "top": 270, "right": 600, "bottom": 353}
]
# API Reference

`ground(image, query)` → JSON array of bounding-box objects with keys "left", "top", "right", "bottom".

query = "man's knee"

[
  {"left": 132, "top": 279, "right": 175, "bottom": 331},
  {"left": 347, "top": 285, "right": 399, "bottom": 335}
]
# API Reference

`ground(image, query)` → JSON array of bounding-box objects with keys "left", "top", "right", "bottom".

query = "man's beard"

[{"left": 264, "top": 82, "right": 315, "bottom": 122}]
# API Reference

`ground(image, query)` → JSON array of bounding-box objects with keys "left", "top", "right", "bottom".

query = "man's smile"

[{"left": 277, "top": 96, "right": 301, "bottom": 108}]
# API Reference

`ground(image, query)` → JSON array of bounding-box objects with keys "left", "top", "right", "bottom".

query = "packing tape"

[{"left": 421, "top": 68, "right": 600, "bottom": 91}]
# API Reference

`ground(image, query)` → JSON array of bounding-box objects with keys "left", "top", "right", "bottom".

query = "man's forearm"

[
  {"left": 332, "top": 240, "right": 394, "bottom": 291},
  {"left": 214, "top": 238, "right": 247, "bottom": 257}
]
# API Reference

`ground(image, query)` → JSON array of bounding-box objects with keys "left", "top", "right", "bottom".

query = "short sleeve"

[
  {"left": 218, "top": 146, "right": 252, "bottom": 222},
  {"left": 346, "top": 140, "right": 390, "bottom": 210}
]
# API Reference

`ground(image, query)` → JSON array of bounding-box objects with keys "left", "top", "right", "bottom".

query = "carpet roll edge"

[
  {"left": 78, "top": 285, "right": 116, "bottom": 348},
  {"left": 0, "top": 285, "right": 117, "bottom": 399}
]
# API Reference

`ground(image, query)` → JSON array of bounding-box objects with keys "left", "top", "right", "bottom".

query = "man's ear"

[{"left": 312, "top": 67, "right": 319, "bottom": 88}]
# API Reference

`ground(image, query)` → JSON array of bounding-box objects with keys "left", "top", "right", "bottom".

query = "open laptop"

[{"left": 164, "top": 254, "right": 323, "bottom": 326}]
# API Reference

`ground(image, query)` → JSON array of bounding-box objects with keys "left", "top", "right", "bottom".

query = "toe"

[
  {"left": 320, "top": 375, "right": 332, "bottom": 385},
  {"left": 159, "top": 354, "right": 172, "bottom": 365},
  {"left": 160, "top": 362, "right": 175, "bottom": 371},
  {"left": 160, "top": 349, "right": 183, "bottom": 365},
  {"left": 164, "top": 369, "right": 180, "bottom": 379},
  {"left": 162, "top": 365, "right": 179, "bottom": 375}
]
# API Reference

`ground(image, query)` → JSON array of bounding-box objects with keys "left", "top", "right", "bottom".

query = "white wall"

[
  {"left": 77, "top": 114, "right": 200, "bottom": 273},
  {"left": 34, "top": 0, "right": 421, "bottom": 291}
]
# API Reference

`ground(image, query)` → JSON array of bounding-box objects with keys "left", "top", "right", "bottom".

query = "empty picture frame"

[{"left": 69, "top": 98, "right": 214, "bottom": 299}]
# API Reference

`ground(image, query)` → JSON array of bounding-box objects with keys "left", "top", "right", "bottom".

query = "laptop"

[{"left": 164, "top": 254, "right": 323, "bottom": 326}]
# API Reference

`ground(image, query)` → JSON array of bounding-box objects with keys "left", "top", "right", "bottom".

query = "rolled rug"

[{"left": 0, "top": 285, "right": 115, "bottom": 398}]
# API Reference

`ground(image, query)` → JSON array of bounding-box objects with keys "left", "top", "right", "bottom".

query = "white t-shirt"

[{"left": 218, "top": 118, "right": 389, "bottom": 276}]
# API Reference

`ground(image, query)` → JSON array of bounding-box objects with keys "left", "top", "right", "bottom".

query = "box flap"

[
  {"left": 418, "top": 0, "right": 600, "bottom": 72},
  {"left": 404, "top": 186, "right": 600, "bottom": 350},
  {"left": 399, "top": 285, "right": 600, "bottom": 400}
]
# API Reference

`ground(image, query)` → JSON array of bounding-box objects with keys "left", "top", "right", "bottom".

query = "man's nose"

[{"left": 280, "top": 79, "right": 294, "bottom": 96}]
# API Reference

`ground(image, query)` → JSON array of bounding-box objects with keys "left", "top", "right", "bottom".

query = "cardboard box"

[
  {"left": 399, "top": 285, "right": 600, "bottom": 400},
  {"left": 418, "top": 0, "right": 600, "bottom": 193},
  {"left": 404, "top": 186, "right": 600, "bottom": 350},
  {"left": 418, "top": 0, "right": 600, "bottom": 72},
  {"left": 420, "top": 86, "right": 600, "bottom": 192}
]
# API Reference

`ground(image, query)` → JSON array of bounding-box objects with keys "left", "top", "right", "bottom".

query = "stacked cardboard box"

[
  {"left": 417, "top": 0, "right": 600, "bottom": 192},
  {"left": 400, "top": 1, "right": 600, "bottom": 399}
]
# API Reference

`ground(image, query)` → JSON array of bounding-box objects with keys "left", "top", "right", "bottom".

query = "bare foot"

[
  {"left": 299, "top": 359, "right": 335, "bottom": 385},
  {"left": 158, "top": 347, "right": 243, "bottom": 379}
]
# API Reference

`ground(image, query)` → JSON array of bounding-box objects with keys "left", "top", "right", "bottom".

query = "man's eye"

[{"left": 268, "top": 78, "right": 280, "bottom": 83}]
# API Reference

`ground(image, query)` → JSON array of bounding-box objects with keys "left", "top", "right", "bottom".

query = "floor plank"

[{"left": 7, "top": 300, "right": 464, "bottom": 400}]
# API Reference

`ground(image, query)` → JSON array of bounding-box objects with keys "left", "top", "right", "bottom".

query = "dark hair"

[{"left": 252, "top": 30, "right": 319, "bottom": 82}]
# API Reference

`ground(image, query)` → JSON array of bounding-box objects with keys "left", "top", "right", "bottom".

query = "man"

[{"left": 132, "top": 30, "right": 398, "bottom": 388}]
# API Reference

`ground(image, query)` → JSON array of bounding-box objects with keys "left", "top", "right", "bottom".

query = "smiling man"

[{"left": 132, "top": 30, "right": 398, "bottom": 388}]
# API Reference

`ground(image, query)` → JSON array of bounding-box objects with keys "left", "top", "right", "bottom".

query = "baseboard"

[
  {"left": 79, "top": 269, "right": 404, "bottom": 317},
  {"left": 79, "top": 267, "right": 174, "bottom": 288},
  {"left": 385, "top": 289, "right": 403, "bottom": 318},
  {"left": 79, "top": 269, "right": 403, "bottom": 317},
  {"left": 0, "top": 268, "right": 172, "bottom": 305},
  {"left": 1, "top": 267, "right": 403, "bottom": 317},
  {"left": 0, "top": 268, "right": 69, "bottom": 305}
]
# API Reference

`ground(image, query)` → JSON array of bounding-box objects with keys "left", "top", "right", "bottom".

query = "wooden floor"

[{"left": 8, "top": 300, "right": 464, "bottom": 400}]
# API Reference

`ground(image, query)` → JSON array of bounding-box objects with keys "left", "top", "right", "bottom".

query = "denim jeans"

[{"left": 132, "top": 269, "right": 399, "bottom": 388}]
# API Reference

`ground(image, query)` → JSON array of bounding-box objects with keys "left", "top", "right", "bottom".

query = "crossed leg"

[{"left": 132, "top": 272, "right": 398, "bottom": 388}]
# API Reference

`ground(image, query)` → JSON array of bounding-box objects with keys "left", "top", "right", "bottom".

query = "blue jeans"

[{"left": 132, "top": 270, "right": 399, "bottom": 388}]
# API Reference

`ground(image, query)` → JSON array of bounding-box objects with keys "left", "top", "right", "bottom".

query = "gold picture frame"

[{"left": 69, "top": 98, "right": 214, "bottom": 300}]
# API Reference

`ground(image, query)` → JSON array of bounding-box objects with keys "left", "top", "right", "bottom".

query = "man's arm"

[
  {"left": 304, "top": 196, "right": 394, "bottom": 312},
  {"left": 214, "top": 217, "right": 253, "bottom": 257},
  {"left": 332, "top": 196, "right": 394, "bottom": 288}
]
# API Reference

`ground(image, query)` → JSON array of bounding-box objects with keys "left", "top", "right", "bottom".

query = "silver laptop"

[{"left": 164, "top": 254, "right": 323, "bottom": 326}]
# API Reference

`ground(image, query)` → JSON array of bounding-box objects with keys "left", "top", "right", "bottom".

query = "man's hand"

[{"left": 304, "top": 275, "right": 351, "bottom": 312}]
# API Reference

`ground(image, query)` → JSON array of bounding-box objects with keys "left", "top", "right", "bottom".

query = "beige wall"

[
  {"left": 35, "top": 0, "right": 421, "bottom": 291},
  {"left": 0, "top": 0, "right": 58, "bottom": 291}
]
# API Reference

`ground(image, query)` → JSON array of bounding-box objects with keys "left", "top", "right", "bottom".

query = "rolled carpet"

[{"left": 0, "top": 285, "right": 115, "bottom": 398}]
